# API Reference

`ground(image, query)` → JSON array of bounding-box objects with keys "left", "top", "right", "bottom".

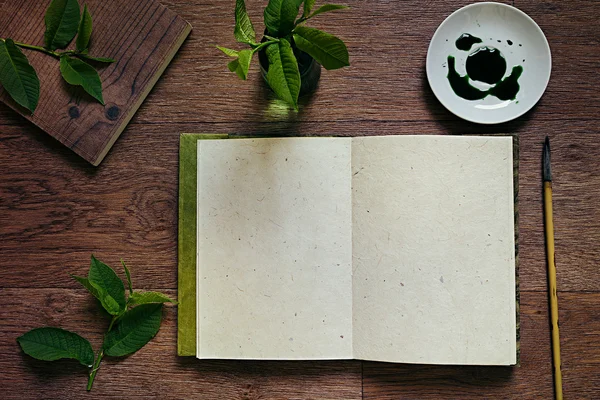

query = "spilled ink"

[{"left": 446, "top": 33, "right": 523, "bottom": 101}]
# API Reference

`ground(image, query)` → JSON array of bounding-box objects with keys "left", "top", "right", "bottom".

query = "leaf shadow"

[
  {"left": 79, "top": 58, "right": 115, "bottom": 68},
  {"left": 0, "top": 95, "right": 35, "bottom": 117},
  {"left": 19, "top": 351, "right": 89, "bottom": 381},
  {"left": 59, "top": 77, "right": 100, "bottom": 108}
]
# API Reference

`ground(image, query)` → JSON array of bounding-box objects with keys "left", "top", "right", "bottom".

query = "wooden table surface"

[{"left": 1, "top": 0, "right": 599, "bottom": 398}]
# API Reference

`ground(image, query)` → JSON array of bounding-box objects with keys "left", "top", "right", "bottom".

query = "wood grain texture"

[
  {"left": 1, "top": 0, "right": 599, "bottom": 398},
  {"left": 0, "top": 0, "right": 191, "bottom": 165},
  {"left": 0, "top": 289, "right": 362, "bottom": 399},
  {"left": 363, "top": 291, "right": 600, "bottom": 399},
  {"left": 2, "top": 120, "right": 600, "bottom": 293}
]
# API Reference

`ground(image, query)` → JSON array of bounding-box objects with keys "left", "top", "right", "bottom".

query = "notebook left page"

[{"left": 196, "top": 137, "right": 353, "bottom": 359}]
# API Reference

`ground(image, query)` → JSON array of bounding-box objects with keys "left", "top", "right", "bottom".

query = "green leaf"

[
  {"left": 0, "top": 39, "right": 40, "bottom": 113},
  {"left": 44, "top": 0, "right": 81, "bottom": 50},
  {"left": 87, "top": 255, "right": 126, "bottom": 315},
  {"left": 59, "top": 55, "right": 104, "bottom": 104},
  {"left": 17, "top": 327, "right": 94, "bottom": 367},
  {"left": 308, "top": 4, "right": 348, "bottom": 19},
  {"left": 293, "top": 26, "right": 349, "bottom": 70},
  {"left": 129, "top": 291, "right": 177, "bottom": 306},
  {"left": 121, "top": 260, "right": 133, "bottom": 295},
  {"left": 78, "top": 54, "right": 115, "bottom": 63},
  {"left": 70, "top": 274, "right": 101, "bottom": 299},
  {"left": 103, "top": 304, "right": 163, "bottom": 357},
  {"left": 71, "top": 273, "right": 124, "bottom": 316},
  {"left": 227, "top": 58, "right": 240, "bottom": 75},
  {"left": 302, "top": 0, "right": 315, "bottom": 18},
  {"left": 264, "top": 0, "right": 301, "bottom": 36},
  {"left": 265, "top": 38, "right": 300, "bottom": 109},
  {"left": 227, "top": 49, "right": 253, "bottom": 80},
  {"left": 234, "top": 0, "right": 256, "bottom": 45},
  {"left": 75, "top": 4, "right": 93, "bottom": 52},
  {"left": 216, "top": 46, "right": 239, "bottom": 57}
]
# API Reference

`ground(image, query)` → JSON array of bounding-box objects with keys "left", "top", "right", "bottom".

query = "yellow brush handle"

[{"left": 544, "top": 181, "right": 563, "bottom": 400}]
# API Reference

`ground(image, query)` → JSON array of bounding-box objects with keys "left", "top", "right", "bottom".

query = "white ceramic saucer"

[{"left": 426, "top": 2, "right": 551, "bottom": 124}]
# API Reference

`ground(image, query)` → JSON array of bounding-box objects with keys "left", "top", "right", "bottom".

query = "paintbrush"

[{"left": 543, "top": 136, "right": 563, "bottom": 400}]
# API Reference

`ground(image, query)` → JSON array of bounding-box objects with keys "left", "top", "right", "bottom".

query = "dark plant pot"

[{"left": 258, "top": 43, "right": 322, "bottom": 98}]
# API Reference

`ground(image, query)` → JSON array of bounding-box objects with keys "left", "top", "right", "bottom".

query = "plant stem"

[
  {"left": 107, "top": 315, "right": 117, "bottom": 331},
  {"left": 87, "top": 349, "right": 104, "bottom": 391},
  {"left": 295, "top": 17, "right": 308, "bottom": 26},
  {"left": 87, "top": 316, "right": 118, "bottom": 391},
  {"left": 254, "top": 40, "right": 278, "bottom": 53},
  {"left": 13, "top": 41, "right": 60, "bottom": 58}
]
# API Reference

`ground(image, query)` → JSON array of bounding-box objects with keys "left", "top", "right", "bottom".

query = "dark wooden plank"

[
  {"left": 3, "top": 0, "right": 589, "bottom": 130},
  {"left": 0, "top": 0, "right": 518, "bottom": 130},
  {"left": 148, "top": 0, "right": 513, "bottom": 124},
  {"left": 512, "top": 0, "right": 600, "bottom": 121},
  {"left": 149, "top": 0, "right": 600, "bottom": 123},
  {"left": 2, "top": 289, "right": 598, "bottom": 398},
  {"left": 1, "top": 0, "right": 599, "bottom": 398},
  {"left": 0, "top": 288, "right": 362, "bottom": 399},
  {"left": 85, "top": 0, "right": 600, "bottom": 125},
  {"left": 0, "top": 0, "right": 191, "bottom": 165},
  {"left": 3, "top": 118, "right": 600, "bottom": 292},
  {"left": 362, "top": 291, "right": 600, "bottom": 399},
  {"left": 516, "top": 122, "right": 600, "bottom": 293},
  {"left": 0, "top": 123, "right": 180, "bottom": 290}
]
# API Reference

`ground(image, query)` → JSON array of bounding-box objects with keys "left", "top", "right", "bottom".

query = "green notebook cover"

[
  {"left": 177, "top": 134, "right": 520, "bottom": 361},
  {"left": 178, "top": 133, "right": 229, "bottom": 356}
]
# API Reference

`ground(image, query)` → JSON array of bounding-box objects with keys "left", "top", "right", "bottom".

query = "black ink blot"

[
  {"left": 455, "top": 33, "right": 482, "bottom": 51},
  {"left": 467, "top": 46, "right": 507, "bottom": 84}
]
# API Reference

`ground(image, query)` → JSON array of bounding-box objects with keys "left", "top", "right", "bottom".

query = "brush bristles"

[{"left": 543, "top": 136, "right": 552, "bottom": 182}]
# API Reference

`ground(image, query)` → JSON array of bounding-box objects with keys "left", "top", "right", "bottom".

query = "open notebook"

[{"left": 178, "top": 135, "right": 518, "bottom": 366}]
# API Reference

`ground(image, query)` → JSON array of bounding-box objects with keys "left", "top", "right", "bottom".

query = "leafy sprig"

[
  {"left": 17, "top": 255, "right": 176, "bottom": 391},
  {"left": 0, "top": 0, "right": 115, "bottom": 114},
  {"left": 218, "top": 0, "right": 350, "bottom": 110}
]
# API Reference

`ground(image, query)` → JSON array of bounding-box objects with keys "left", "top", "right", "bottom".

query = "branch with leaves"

[
  {"left": 0, "top": 0, "right": 115, "bottom": 114},
  {"left": 16, "top": 255, "right": 176, "bottom": 391},
  {"left": 218, "top": 0, "right": 350, "bottom": 110}
]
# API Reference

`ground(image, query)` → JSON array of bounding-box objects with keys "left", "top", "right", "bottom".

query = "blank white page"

[
  {"left": 196, "top": 137, "right": 353, "bottom": 359},
  {"left": 352, "top": 135, "right": 516, "bottom": 365}
]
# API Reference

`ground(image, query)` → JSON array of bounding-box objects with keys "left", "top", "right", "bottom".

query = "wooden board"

[
  {"left": 0, "top": 0, "right": 191, "bottom": 166},
  {"left": 1, "top": 0, "right": 600, "bottom": 398}
]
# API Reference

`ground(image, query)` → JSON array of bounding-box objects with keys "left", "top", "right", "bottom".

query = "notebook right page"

[{"left": 351, "top": 135, "right": 516, "bottom": 365}]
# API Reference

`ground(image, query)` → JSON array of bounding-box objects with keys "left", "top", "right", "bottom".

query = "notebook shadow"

[
  {"left": 176, "top": 357, "right": 360, "bottom": 379},
  {"left": 363, "top": 360, "right": 515, "bottom": 392},
  {"left": 421, "top": 69, "right": 535, "bottom": 135},
  {"left": 175, "top": 357, "right": 513, "bottom": 396}
]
